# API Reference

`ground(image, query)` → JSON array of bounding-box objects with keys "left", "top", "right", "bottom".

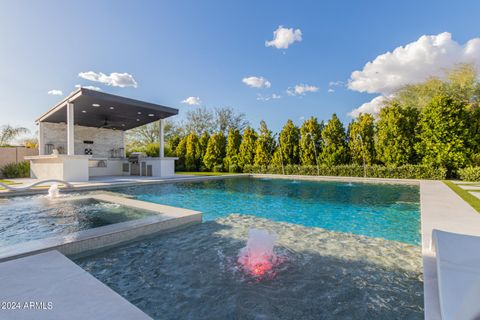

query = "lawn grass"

[
  {"left": 0, "top": 179, "right": 15, "bottom": 184},
  {"left": 444, "top": 180, "right": 480, "bottom": 213},
  {"left": 176, "top": 171, "right": 237, "bottom": 176}
]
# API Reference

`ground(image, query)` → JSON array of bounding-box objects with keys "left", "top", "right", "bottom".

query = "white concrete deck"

[
  {"left": 421, "top": 180, "right": 480, "bottom": 320},
  {"left": 0, "top": 250, "right": 151, "bottom": 320}
]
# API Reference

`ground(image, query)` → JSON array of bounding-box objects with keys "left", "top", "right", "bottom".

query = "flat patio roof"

[{"left": 36, "top": 88, "right": 178, "bottom": 131}]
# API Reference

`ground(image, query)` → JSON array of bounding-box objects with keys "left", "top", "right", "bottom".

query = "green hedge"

[
  {"left": 0, "top": 161, "right": 30, "bottom": 178},
  {"left": 243, "top": 164, "right": 447, "bottom": 180},
  {"left": 458, "top": 167, "right": 480, "bottom": 182}
]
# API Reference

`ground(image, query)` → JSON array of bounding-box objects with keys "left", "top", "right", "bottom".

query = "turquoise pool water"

[
  {"left": 119, "top": 177, "right": 420, "bottom": 245},
  {"left": 0, "top": 197, "right": 155, "bottom": 246}
]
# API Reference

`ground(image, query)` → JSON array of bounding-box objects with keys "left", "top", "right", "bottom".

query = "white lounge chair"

[{"left": 432, "top": 229, "right": 480, "bottom": 320}]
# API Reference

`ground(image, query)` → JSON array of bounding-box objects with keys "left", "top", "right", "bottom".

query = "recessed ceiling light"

[
  {"left": 82, "top": 110, "right": 87, "bottom": 113},
  {"left": 121, "top": 124, "right": 125, "bottom": 127},
  {"left": 136, "top": 119, "right": 140, "bottom": 121},
  {"left": 109, "top": 106, "right": 114, "bottom": 110},
  {"left": 148, "top": 113, "right": 154, "bottom": 117},
  {"left": 137, "top": 112, "right": 142, "bottom": 115},
  {"left": 92, "top": 103, "right": 100, "bottom": 107}
]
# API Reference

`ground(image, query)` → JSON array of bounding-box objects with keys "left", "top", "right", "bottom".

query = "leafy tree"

[
  {"left": 203, "top": 132, "right": 227, "bottom": 171},
  {"left": 320, "top": 114, "right": 348, "bottom": 165},
  {"left": 278, "top": 120, "right": 300, "bottom": 165},
  {"left": 393, "top": 63, "right": 480, "bottom": 110},
  {"left": 375, "top": 102, "right": 419, "bottom": 166},
  {"left": 185, "top": 132, "right": 201, "bottom": 171},
  {"left": 238, "top": 127, "right": 257, "bottom": 169},
  {"left": 224, "top": 128, "right": 242, "bottom": 172},
  {"left": 0, "top": 125, "right": 29, "bottom": 146},
  {"left": 348, "top": 113, "right": 375, "bottom": 165},
  {"left": 299, "top": 117, "right": 323, "bottom": 165},
  {"left": 415, "top": 95, "right": 471, "bottom": 174},
  {"left": 184, "top": 107, "right": 215, "bottom": 136},
  {"left": 181, "top": 106, "right": 249, "bottom": 136},
  {"left": 254, "top": 121, "right": 276, "bottom": 166},
  {"left": 175, "top": 136, "right": 188, "bottom": 170},
  {"left": 126, "top": 120, "right": 176, "bottom": 147},
  {"left": 214, "top": 107, "right": 249, "bottom": 134}
]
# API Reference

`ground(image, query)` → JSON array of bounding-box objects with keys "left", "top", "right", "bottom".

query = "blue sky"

[{"left": 1, "top": 0, "right": 480, "bottom": 135}]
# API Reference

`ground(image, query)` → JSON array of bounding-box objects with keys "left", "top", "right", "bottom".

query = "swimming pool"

[
  {"left": 0, "top": 196, "right": 155, "bottom": 246},
  {"left": 78, "top": 214, "right": 424, "bottom": 319},
  {"left": 119, "top": 177, "right": 420, "bottom": 244}
]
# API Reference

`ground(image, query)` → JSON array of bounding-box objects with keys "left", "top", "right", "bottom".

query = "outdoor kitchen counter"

[
  {"left": 89, "top": 157, "right": 178, "bottom": 178},
  {"left": 26, "top": 154, "right": 91, "bottom": 182}
]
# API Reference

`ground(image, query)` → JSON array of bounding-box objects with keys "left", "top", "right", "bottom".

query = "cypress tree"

[
  {"left": 175, "top": 136, "right": 188, "bottom": 170},
  {"left": 278, "top": 119, "right": 300, "bottom": 165},
  {"left": 185, "top": 132, "right": 201, "bottom": 171},
  {"left": 203, "top": 132, "right": 227, "bottom": 171},
  {"left": 299, "top": 117, "right": 323, "bottom": 165},
  {"left": 238, "top": 127, "right": 257, "bottom": 169},
  {"left": 415, "top": 95, "right": 471, "bottom": 175},
  {"left": 198, "top": 132, "right": 210, "bottom": 168},
  {"left": 320, "top": 114, "right": 348, "bottom": 166},
  {"left": 254, "top": 121, "right": 276, "bottom": 166},
  {"left": 224, "top": 128, "right": 242, "bottom": 172},
  {"left": 375, "top": 102, "right": 419, "bottom": 166},
  {"left": 348, "top": 113, "right": 375, "bottom": 165}
]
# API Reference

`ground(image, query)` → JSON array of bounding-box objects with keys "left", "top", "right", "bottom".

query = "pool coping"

[
  {"left": 0, "top": 250, "right": 152, "bottom": 320},
  {"left": 0, "top": 193, "right": 202, "bottom": 263}
]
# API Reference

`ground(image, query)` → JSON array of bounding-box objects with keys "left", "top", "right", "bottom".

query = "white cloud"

[
  {"left": 256, "top": 93, "right": 281, "bottom": 101},
  {"left": 348, "top": 95, "right": 389, "bottom": 118},
  {"left": 242, "top": 76, "right": 271, "bottom": 88},
  {"left": 181, "top": 96, "right": 201, "bottom": 105},
  {"left": 349, "top": 32, "right": 480, "bottom": 95},
  {"left": 78, "top": 71, "right": 138, "bottom": 88},
  {"left": 75, "top": 84, "right": 102, "bottom": 91},
  {"left": 329, "top": 80, "right": 344, "bottom": 87},
  {"left": 348, "top": 32, "right": 480, "bottom": 116},
  {"left": 286, "top": 84, "right": 319, "bottom": 96},
  {"left": 47, "top": 89, "right": 62, "bottom": 96},
  {"left": 328, "top": 88, "right": 335, "bottom": 93},
  {"left": 265, "top": 26, "right": 302, "bottom": 49}
]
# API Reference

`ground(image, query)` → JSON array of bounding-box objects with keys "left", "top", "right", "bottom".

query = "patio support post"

[
  {"left": 67, "top": 102, "right": 75, "bottom": 156},
  {"left": 38, "top": 122, "right": 45, "bottom": 155},
  {"left": 159, "top": 119, "right": 165, "bottom": 158}
]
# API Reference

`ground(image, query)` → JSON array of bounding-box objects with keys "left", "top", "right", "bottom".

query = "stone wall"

[{"left": 40, "top": 123, "right": 125, "bottom": 158}]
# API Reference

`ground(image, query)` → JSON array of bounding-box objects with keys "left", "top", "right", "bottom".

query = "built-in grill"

[
  {"left": 128, "top": 152, "right": 146, "bottom": 176},
  {"left": 128, "top": 152, "right": 145, "bottom": 164}
]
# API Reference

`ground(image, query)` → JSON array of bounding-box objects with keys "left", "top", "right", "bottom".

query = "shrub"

[
  {"left": 458, "top": 167, "right": 480, "bottom": 182},
  {"left": 1, "top": 161, "right": 30, "bottom": 178},
  {"left": 212, "top": 164, "right": 224, "bottom": 173},
  {"left": 243, "top": 164, "right": 446, "bottom": 180}
]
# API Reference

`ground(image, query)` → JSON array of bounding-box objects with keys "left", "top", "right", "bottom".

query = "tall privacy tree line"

[{"left": 127, "top": 64, "right": 480, "bottom": 177}]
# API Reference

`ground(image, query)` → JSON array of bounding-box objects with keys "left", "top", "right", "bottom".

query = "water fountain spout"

[
  {"left": 238, "top": 229, "right": 277, "bottom": 276},
  {"left": 48, "top": 183, "right": 60, "bottom": 199}
]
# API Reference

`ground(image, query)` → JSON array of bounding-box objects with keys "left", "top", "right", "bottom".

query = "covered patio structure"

[{"left": 26, "top": 88, "right": 178, "bottom": 182}]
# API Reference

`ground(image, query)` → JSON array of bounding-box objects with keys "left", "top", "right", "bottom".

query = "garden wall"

[{"left": 0, "top": 147, "right": 37, "bottom": 178}]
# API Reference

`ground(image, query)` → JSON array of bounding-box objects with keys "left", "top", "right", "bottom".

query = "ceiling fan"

[{"left": 100, "top": 118, "right": 115, "bottom": 128}]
